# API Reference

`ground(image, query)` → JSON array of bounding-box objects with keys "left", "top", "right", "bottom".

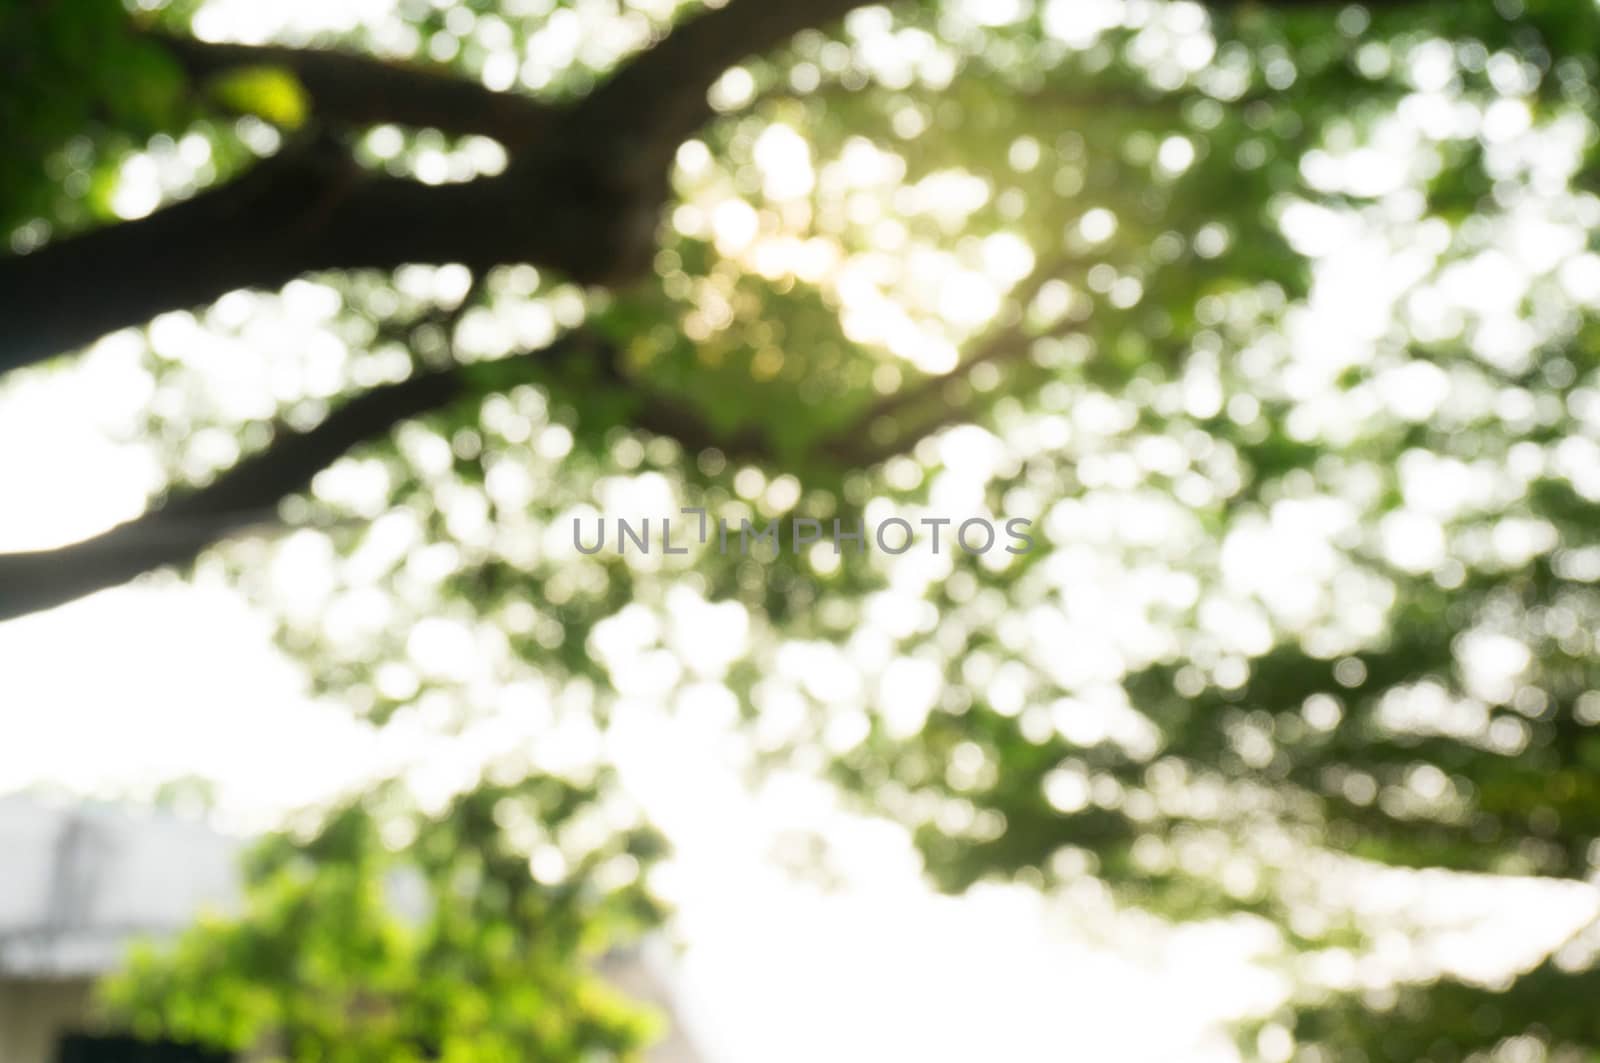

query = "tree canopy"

[{"left": 6, "top": 0, "right": 1600, "bottom": 1058}]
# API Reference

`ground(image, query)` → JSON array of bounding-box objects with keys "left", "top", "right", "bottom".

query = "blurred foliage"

[
  {"left": 0, "top": 0, "right": 182, "bottom": 240},
  {"left": 10, "top": 0, "right": 1600, "bottom": 1059},
  {"left": 105, "top": 776, "right": 666, "bottom": 1061},
  {"left": 207, "top": 67, "right": 311, "bottom": 129}
]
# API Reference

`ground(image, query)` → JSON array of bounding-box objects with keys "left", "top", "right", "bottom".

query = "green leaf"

[{"left": 209, "top": 65, "right": 310, "bottom": 128}]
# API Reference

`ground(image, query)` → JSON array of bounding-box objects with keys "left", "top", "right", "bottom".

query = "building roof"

[{"left": 0, "top": 795, "right": 239, "bottom": 978}]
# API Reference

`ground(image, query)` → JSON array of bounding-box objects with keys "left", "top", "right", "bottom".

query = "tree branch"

[
  {"left": 0, "top": 0, "right": 877, "bottom": 377},
  {"left": 147, "top": 32, "right": 560, "bottom": 147},
  {"left": 580, "top": 0, "right": 869, "bottom": 178},
  {"left": 0, "top": 343, "right": 516, "bottom": 623},
  {"left": 0, "top": 131, "right": 652, "bottom": 377},
  {"left": 0, "top": 320, "right": 809, "bottom": 622}
]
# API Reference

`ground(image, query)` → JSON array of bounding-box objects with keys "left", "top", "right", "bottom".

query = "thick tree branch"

[
  {"left": 0, "top": 0, "right": 877, "bottom": 377},
  {"left": 0, "top": 323, "right": 802, "bottom": 622},
  {"left": 581, "top": 0, "right": 869, "bottom": 177},
  {"left": 0, "top": 348, "right": 493, "bottom": 623},
  {"left": 147, "top": 32, "right": 560, "bottom": 147},
  {"left": 0, "top": 299, "right": 1022, "bottom": 624},
  {"left": 0, "top": 133, "right": 650, "bottom": 377},
  {"left": 0, "top": 283, "right": 1136, "bottom": 623}
]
